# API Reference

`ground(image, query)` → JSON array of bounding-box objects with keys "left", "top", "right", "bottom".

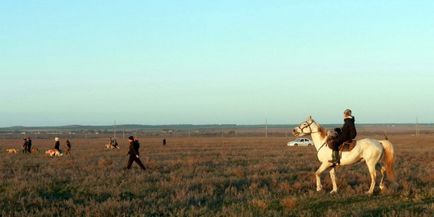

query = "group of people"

[
  {"left": 20, "top": 135, "right": 145, "bottom": 170},
  {"left": 22, "top": 137, "right": 32, "bottom": 153},
  {"left": 53, "top": 137, "right": 72, "bottom": 155},
  {"left": 15, "top": 109, "right": 356, "bottom": 170},
  {"left": 21, "top": 137, "right": 71, "bottom": 155},
  {"left": 39, "top": 135, "right": 145, "bottom": 170}
]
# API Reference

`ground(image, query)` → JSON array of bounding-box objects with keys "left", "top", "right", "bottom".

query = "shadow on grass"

[
  {"left": 356, "top": 197, "right": 434, "bottom": 217},
  {"left": 295, "top": 194, "right": 434, "bottom": 217},
  {"left": 39, "top": 185, "right": 73, "bottom": 201}
]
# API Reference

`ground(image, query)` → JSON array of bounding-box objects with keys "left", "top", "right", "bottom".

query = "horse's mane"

[{"left": 315, "top": 122, "right": 328, "bottom": 139}]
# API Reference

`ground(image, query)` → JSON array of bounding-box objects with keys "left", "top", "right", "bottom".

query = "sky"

[{"left": 1, "top": 0, "right": 433, "bottom": 127}]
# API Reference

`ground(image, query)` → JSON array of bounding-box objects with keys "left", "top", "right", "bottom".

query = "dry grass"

[
  {"left": 0, "top": 130, "right": 433, "bottom": 216},
  {"left": 281, "top": 196, "right": 297, "bottom": 210}
]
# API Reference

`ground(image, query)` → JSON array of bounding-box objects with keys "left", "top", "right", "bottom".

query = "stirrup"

[{"left": 330, "top": 162, "right": 340, "bottom": 167}]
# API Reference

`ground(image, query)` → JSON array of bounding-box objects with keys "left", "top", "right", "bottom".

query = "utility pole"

[
  {"left": 122, "top": 128, "right": 125, "bottom": 146},
  {"left": 113, "top": 120, "right": 116, "bottom": 139},
  {"left": 85, "top": 130, "right": 88, "bottom": 146},
  {"left": 265, "top": 118, "right": 268, "bottom": 138},
  {"left": 221, "top": 124, "right": 224, "bottom": 137}
]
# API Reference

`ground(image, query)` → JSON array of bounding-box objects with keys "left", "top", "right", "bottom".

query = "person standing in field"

[
  {"left": 66, "top": 139, "right": 71, "bottom": 155},
  {"left": 126, "top": 136, "right": 146, "bottom": 170},
  {"left": 22, "top": 138, "right": 29, "bottom": 153},
  {"left": 27, "top": 137, "right": 32, "bottom": 153},
  {"left": 54, "top": 137, "right": 61, "bottom": 152}
]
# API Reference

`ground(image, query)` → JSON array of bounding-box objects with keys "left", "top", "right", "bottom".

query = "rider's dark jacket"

[{"left": 332, "top": 116, "right": 357, "bottom": 150}]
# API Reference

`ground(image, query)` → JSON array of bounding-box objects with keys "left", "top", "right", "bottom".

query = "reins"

[
  {"left": 317, "top": 141, "right": 327, "bottom": 152},
  {"left": 296, "top": 119, "right": 328, "bottom": 152}
]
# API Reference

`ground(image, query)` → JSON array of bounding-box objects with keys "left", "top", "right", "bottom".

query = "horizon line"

[{"left": 1, "top": 122, "right": 431, "bottom": 129}]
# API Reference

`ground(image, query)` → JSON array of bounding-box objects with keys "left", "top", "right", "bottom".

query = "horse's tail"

[{"left": 379, "top": 138, "right": 396, "bottom": 182}]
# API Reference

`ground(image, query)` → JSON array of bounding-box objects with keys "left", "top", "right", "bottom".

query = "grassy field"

[{"left": 0, "top": 131, "right": 433, "bottom": 216}]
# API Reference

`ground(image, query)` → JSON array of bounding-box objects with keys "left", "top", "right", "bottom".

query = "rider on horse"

[{"left": 329, "top": 109, "right": 357, "bottom": 164}]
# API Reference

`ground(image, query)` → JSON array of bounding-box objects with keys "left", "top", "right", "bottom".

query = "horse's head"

[{"left": 292, "top": 116, "right": 320, "bottom": 137}]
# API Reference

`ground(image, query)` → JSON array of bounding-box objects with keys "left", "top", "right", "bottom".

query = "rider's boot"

[{"left": 328, "top": 150, "right": 340, "bottom": 165}]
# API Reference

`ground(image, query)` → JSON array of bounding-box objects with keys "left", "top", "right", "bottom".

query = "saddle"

[
  {"left": 339, "top": 140, "right": 357, "bottom": 152},
  {"left": 326, "top": 130, "right": 358, "bottom": 152}
]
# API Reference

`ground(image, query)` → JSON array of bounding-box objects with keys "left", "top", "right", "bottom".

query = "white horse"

[{"left": 292, "top": 116, "right": 396, "bottom": 194}]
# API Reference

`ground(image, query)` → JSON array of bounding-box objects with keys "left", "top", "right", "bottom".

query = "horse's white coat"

[{"left": 293, "top": 116, "right": 396, "bottom": 194}]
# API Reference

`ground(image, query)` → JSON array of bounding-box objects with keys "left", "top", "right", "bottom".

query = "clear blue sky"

[{"left": 1, "top": 1, "right": 433, "bottom": 127}]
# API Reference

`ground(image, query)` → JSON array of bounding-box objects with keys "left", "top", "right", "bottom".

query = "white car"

[{"left": 287, "top": 138, "right": 312, "bottom": 146}]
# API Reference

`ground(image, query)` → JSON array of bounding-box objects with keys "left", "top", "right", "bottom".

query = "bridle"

[
  {"left": 295, "top": 119, "right": 320, "bottom": 135},
  {"left": 295, "top": 119, "right": 327, "bottom": 152}
]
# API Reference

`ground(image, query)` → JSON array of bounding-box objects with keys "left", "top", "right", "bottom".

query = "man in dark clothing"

[
  {"left": 54, "top": 137, "right": 60, "bottom": 151},
  {"left": 66, "top": 140, "right": 71, "bottom": 155},
  {"left": 329, "top": 109, "right": 357, "bottom": 164},
  {"left": 27, "top": 137, "right": 32, "bottom": 153},
  {"left": 23, "top": 138, "right": 29, "bottom": 153},
  {"left": 126, "top": 136, "right": 146, "bottom": 170},
  {"left": 133, "top": 138, "right": 140, "bottom": 153}
]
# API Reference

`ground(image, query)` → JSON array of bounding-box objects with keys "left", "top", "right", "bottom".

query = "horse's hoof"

[
  {"left": 329, "top": 190, "right": 337, "bottom": 194},
  {"left": 365, "top": 191, "right": 373, "bottom": 195}
]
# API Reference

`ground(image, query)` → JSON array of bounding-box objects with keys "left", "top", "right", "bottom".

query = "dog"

[
  {"left": 45, "top": 149, "right": 63, "bottom": 157},
  {"left": 6, "top": 148, "right": 17, "bottom": 154},
  {"left": 105, "top": 144, "right": 120, "bottom": 150},
  {"left": 31, "top": 147, "right": 39, "bottom": 153}
]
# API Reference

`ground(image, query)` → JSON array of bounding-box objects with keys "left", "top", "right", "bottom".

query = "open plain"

[{"left": 0, "top": 127, "right": 433, "bottom": 216}]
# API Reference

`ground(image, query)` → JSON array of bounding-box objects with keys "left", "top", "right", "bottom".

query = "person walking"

[{"left": 126, "top": 136, "right": 146, "bottom": 170}]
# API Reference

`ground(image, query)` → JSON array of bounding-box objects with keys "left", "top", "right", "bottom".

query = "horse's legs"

[
  {"left": 329, "top": 167, "right": 338, "bottom": 194},
  {"left": 379, "top": 164, "right": 386, "bottom": 191},
  {"left": 315, "top": 163, "right": 329, "bottom": 192},
  {"left": 366, "top": 160, "right": 377, "bottom": 195}
]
